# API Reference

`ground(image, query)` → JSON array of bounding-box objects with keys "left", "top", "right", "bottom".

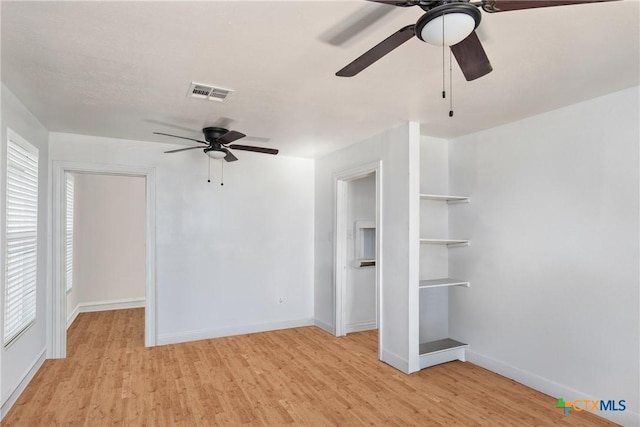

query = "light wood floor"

[{"left": 3, "top": 309, "right": 613, "bottom": 426}]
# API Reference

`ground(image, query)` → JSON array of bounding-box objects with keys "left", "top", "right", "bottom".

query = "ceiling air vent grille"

[{"left": 187, "top": 82, "right": 233, "bottom": 102}]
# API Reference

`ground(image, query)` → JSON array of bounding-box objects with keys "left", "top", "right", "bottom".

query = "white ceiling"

[{"left": 2, "top": 0, "right": 639, "bottom": 158}]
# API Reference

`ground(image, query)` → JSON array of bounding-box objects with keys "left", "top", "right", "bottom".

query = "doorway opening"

[
  {"left": 64, "top": 173, "right": 146, "bottom": 347},
  {"left": 51, "top": 162, "right": 156, "bottom": 358},
  {"left": 334, "top": 161, "right": 382, "bottom": 356}
]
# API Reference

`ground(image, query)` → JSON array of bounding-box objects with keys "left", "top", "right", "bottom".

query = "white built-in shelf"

[
  {"left": 419, "top": 338, "right": 467, "bottom": 355},
  {"left": 420, "top": 194, "right": 469, "bottom": 204},
  {"left": 419, "top": 338, "right": 469, "bottom": 369},
  {"left": 419, "top": 278, "right": 470, "bottom": 289},
  {"left": 420, "top": 238, "right": 469, "bottom": 247}
]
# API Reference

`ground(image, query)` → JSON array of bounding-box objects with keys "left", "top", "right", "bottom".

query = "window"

[
  {"left": 4, "top": 130, "right": 39, "bottom": 346},
  {"left": 65, "top": 173, "right": 74, "bottom": 293}
]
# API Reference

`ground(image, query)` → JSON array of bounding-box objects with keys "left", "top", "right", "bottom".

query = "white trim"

[
  {"left": 345, "top": 321, "right": 376, "bottom": 334},
  {"left": 314, "top": 318, "right": 335, "bottom": 335},
  {"left": 380, "top": 347, "right": 409, "bottom": 373},
  {"left": 51, "top": 161, "right": 156, "bottom": 358},
  {"left": 334, "top": 178, "right": 347, "bottom": 337},
  {"left": 0, "top": 347, "right": 46, "bottom": 420},
  {"left": 375, "top": 163, "right": 383, "bottom": 362},
  {"left": 467, "top": 350, "right": 640, "bottom": 426},
  {"left": 419, "top": 347, "right": 467, "bottom": 369},
  {"left": 407, "top": 121, "right": 421, "bottom": 373},
  {"left": 156, "top": 318, "right": 315, "bottom": 346},
  {"left": 66, "top": 304, "right": 80, "bottom": 329},
  {"left": 77, "top": 297, "right": 145, "bottom": 313}
]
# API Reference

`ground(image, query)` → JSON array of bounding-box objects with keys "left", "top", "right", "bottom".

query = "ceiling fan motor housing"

[
  {"left": 203, "top": 126, "right": 230, "bottom": 143},
  {"left": 415, "top": 2, "right": 481, "bottom": 46}
]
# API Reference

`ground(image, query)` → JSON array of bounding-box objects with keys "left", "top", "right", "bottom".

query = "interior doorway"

[
  {"left": 344, "top": 173, "right": 376, "bottom": 333},
  {"left": 64, "top": 173, "right": 146, "bottom": 343},
  {"left": 334, "top": 161, "right": 382, "bottom": 353},
  {"left": 50, "top": 161, "right": 156, "bottom": 358}
]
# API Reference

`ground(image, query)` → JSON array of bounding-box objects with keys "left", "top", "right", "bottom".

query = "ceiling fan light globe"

[
  {"left": 206, "top": 150, "right": 226, "bottom": 160},
  {"left": 421, "top": 13, "right": 475, "bottom": 46}
]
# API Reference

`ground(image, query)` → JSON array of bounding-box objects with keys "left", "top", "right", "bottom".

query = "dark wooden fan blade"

[
  {"left": 451, "top": 31, "right": 493, "bottom": 81},
  {"left": 164, "top": 146, "right": 204, "bottom": 154},
  {"left": 228, "top": 144, "right": 279, "bottom": 155},
  {"left": 153, "top": 132, "right": 207, "bottom": 144},
  {"left": 218, "top": 130, "right": 246, "bottom": 145},
  {"left": 481, "top": 0, "right": 618, "bottom": 13},
  {"left": 336, "top": 24, "right": 416, "bottom": 77},
  {"left": 223, "top": 149, "right": 238, "bottom": 162}
]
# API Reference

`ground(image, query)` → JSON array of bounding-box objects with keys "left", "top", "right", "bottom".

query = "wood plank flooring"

[{"left": 3, "top": 309, "right": 614, "bottom": 426}]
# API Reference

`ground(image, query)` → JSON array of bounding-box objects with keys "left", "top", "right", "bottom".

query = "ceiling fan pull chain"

[
  {"left": 449, "top": 48, "right": 454, "bottom": 117},
  {"left": 208, "top": 156, "right": 211, "bottom": 183},
  {"left": 221, "top": 160, "right": 224, "bottom": 186},
  {"left": 442, "top": 13, "right": 446, "bottom": 99}
]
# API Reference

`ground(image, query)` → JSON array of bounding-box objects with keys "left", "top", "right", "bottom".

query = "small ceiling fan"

[
  {"left": 337, "top": 0, "right": 618, "bottom": 81},
  {"left": 154, "top": 127, "right": 279, "bottom": 162}
]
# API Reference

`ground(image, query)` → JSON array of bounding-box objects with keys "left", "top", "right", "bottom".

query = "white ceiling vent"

[{"left": 187, "top": 82, "right": 233, "bottom": 102}]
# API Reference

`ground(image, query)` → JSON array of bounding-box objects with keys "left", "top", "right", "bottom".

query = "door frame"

[
  {"left": 49, "top": 161, "right": 156, "bottom": 358},
  {"left": 334, "top": 161, "right": 382, "bottom": 348}
]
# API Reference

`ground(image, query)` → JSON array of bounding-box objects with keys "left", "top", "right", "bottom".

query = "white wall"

[
  {"left": 50, "top": 133, "right": 315, "bottom": 345},
  {"left": 314, "top": 122, "right": 421, "bottom": 373},
  {"left": 448, "top": 87, "right": 640, "bottom": 425},
  {"left": 66, "top": 173, "right": 146, "bottom": 325},
  {"left": 0, "top": 84, "right": 49, "bottom": 417},
  {"left": 345, "top": 174, "right": 376, "bottom": 332}
]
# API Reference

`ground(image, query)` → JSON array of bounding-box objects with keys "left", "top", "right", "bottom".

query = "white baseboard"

[
  {"left": 1, "top": 347, "right": 46, "bottom": 421},
  {"left": 345, "top": 321, "right": 376, "bottom": 334},
  {"left": 66, "top": 304, "right": 81, "bottom": 329},
  {"left": 467, "top": 350, "right": 639, "bottom": 426},
  {"left": 314, "top": 318, "right": 335, "bottom": 335},
  {"left": 156, "top": 318, "right": 315, "bottom": 346},
  {"left": 67, "top": 298, "right": 145, "bottom": 329},
  {"left": 79, "top": 297, "right": 145, "bottom": 313},
  {"left": 380, "top": 347, "right": 409, "bottom": 373}
]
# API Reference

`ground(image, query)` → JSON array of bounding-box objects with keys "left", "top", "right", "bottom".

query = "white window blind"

[
  {"left": 65, "top": 174, "right": 74, "bottom": 293},
  {"left": 4, "top": 132, "right": 39, "bottom": 346}
]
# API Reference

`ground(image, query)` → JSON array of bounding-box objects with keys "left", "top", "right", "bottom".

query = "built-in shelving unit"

[
  {"left": 418, "top": 138, "right": 470, "bottom": 370},
  {"left": 418, "top": 194, "right": 470, "bottom": 367}
]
